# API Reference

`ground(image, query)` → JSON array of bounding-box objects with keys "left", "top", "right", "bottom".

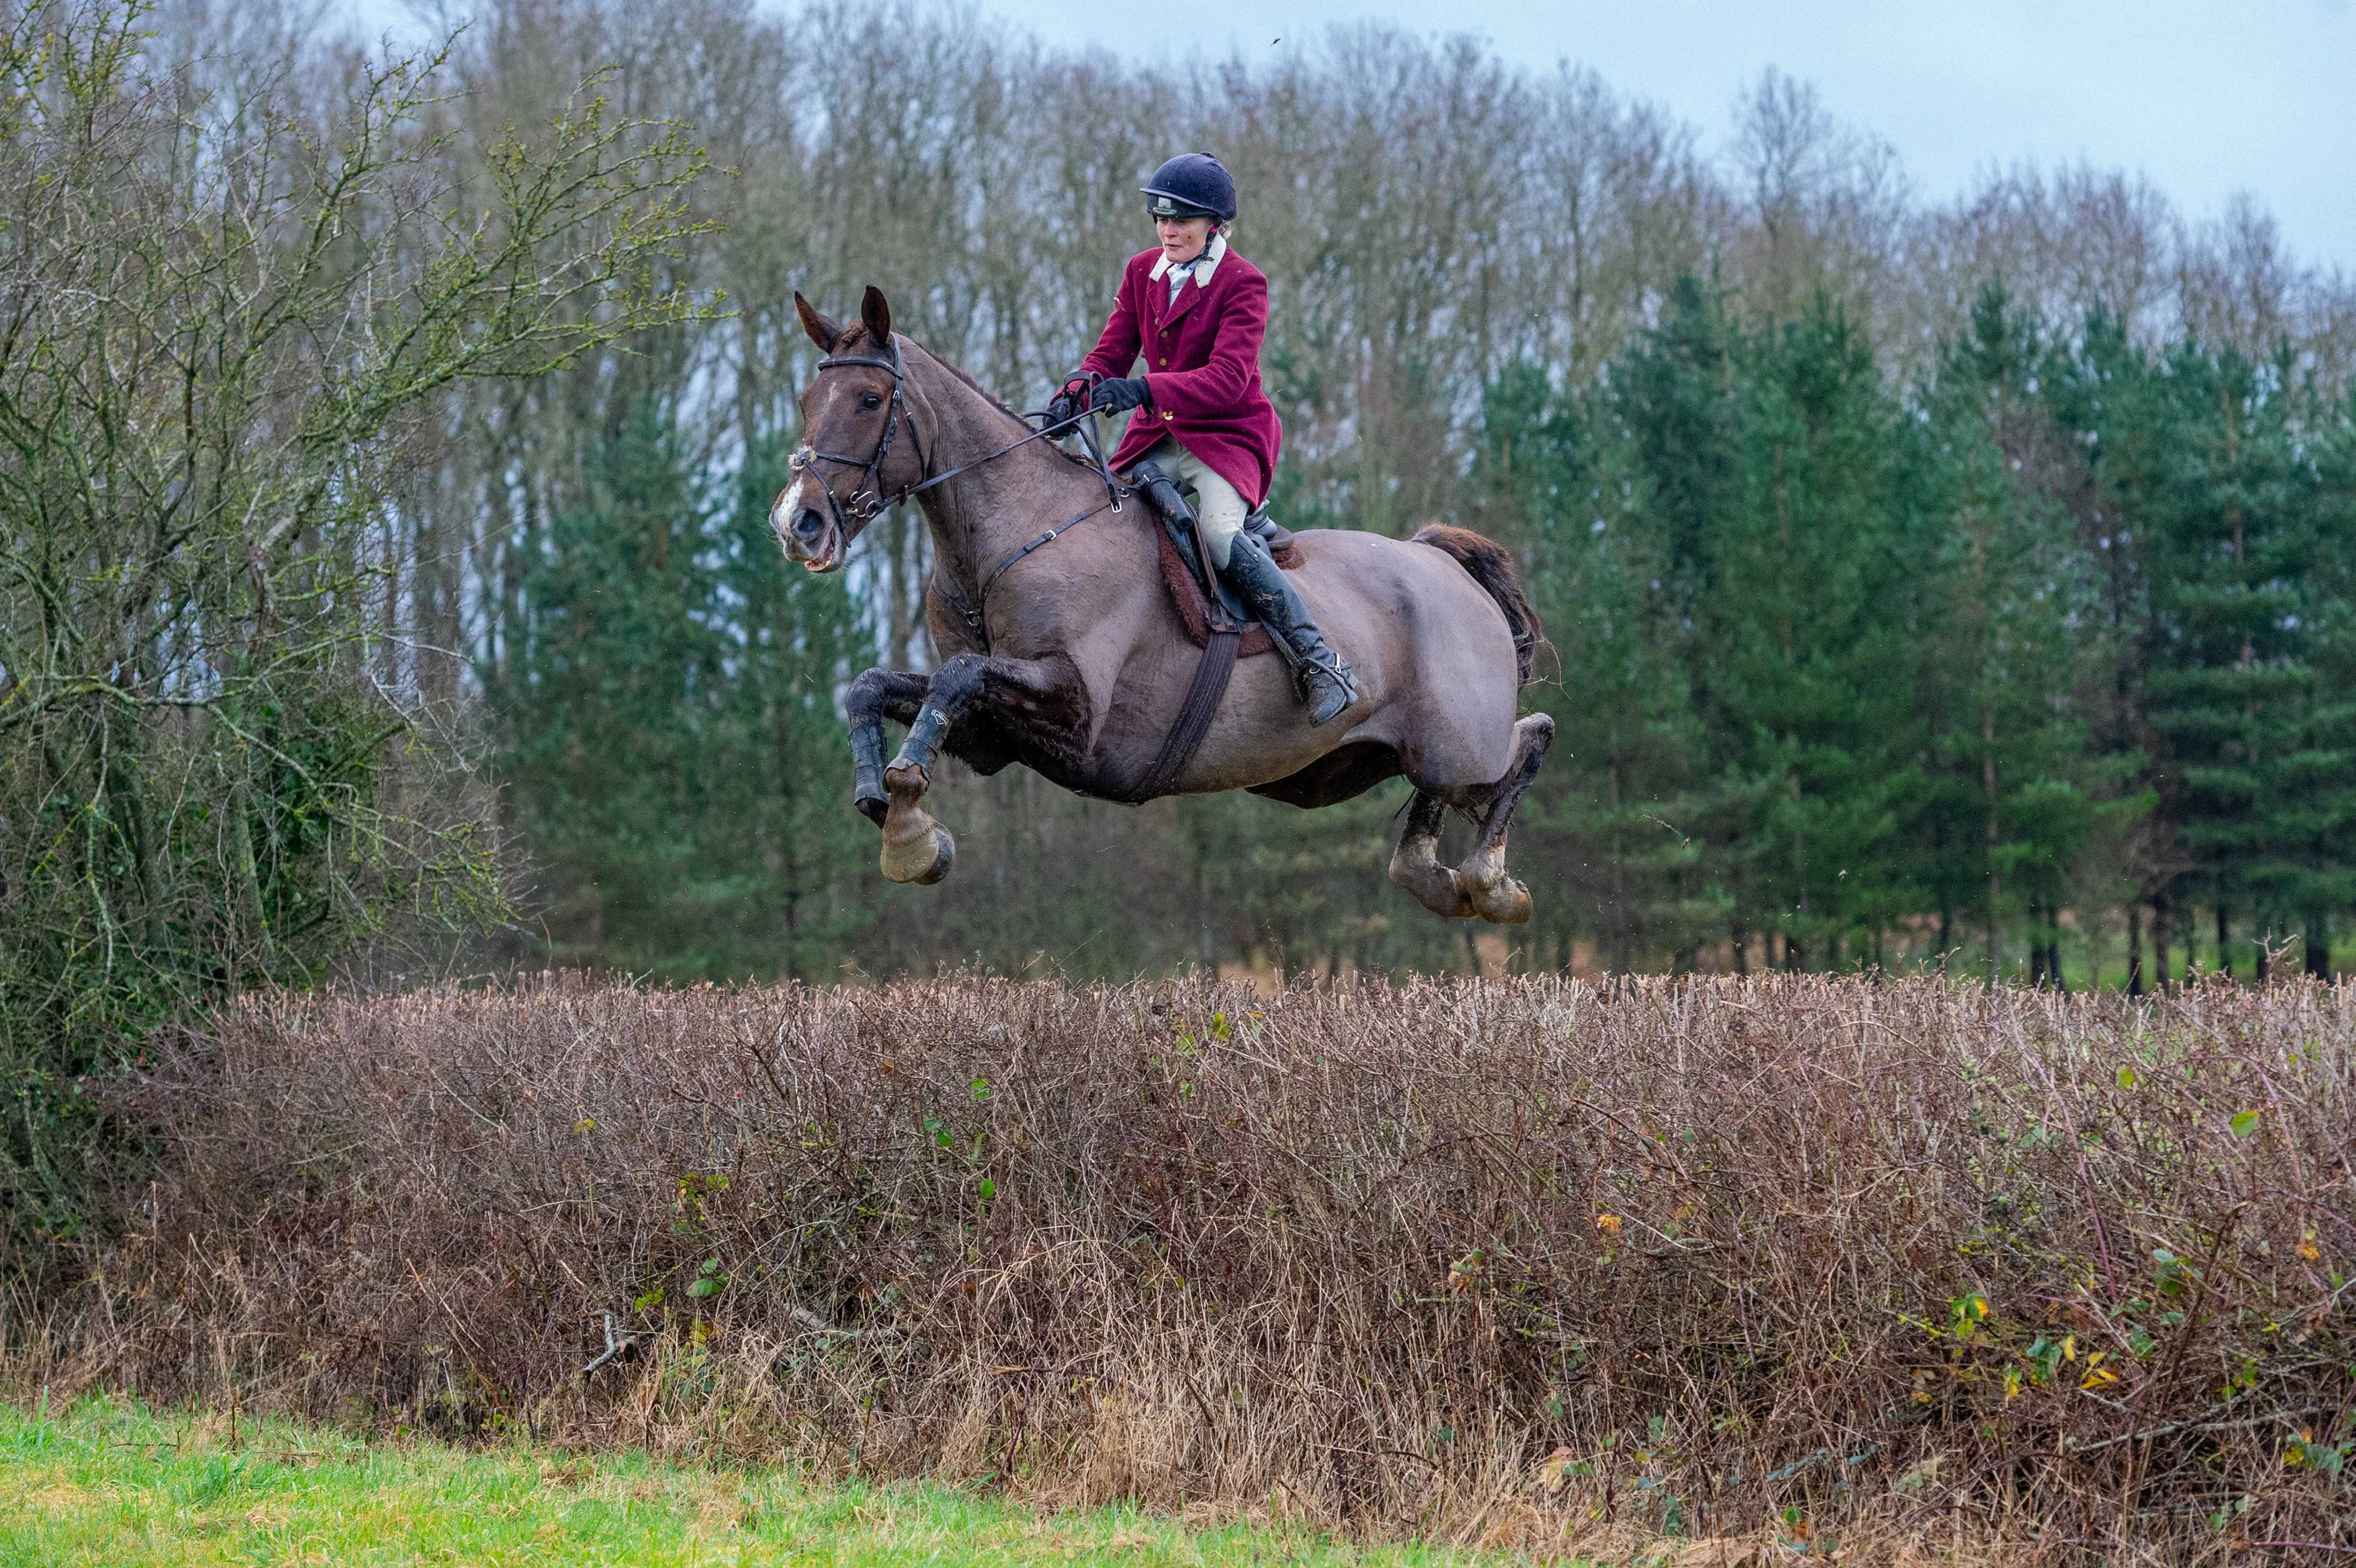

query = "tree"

[
  {"left": 490, "top": 406, "right": 880, "bottom": 980},
  {"left": 1900, "top": 284, "right": 2135, "bottom": 985},
  {"left": 2138, "top": 344, "right": 2356, "bottom": 975},
  {"left": 1472, "top": 360, "right": 1705, "bottom": 972},
  {"left": 0, "top": 0, "right": 707, "bottom": 1244}
]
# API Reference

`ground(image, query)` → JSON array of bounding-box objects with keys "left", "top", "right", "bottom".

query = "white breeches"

[{"left": 1143, "top": 437, "right": 1248, "bottom": 569}]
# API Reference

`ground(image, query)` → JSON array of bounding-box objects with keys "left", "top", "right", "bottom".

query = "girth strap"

[{"left": 1111, "top": 625, "right": 1240, "bottom": 805}]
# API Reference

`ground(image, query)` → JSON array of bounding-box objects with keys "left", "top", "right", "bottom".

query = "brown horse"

[{"left": 772, "top": 287, "right": 1552, "bottom": 923}]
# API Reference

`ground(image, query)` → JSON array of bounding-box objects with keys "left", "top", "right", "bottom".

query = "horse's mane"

[
  {"left": 836, "top": 326, "right": 1030, "bottom": 432},
  {"left": 829, "top": 325, "right": 1115, "bottom": 479}
]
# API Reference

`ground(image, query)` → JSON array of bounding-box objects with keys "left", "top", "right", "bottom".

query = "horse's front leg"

[
  {"left": 847, "top": 668, "right": 931, "bottom": 827},
  {"left": 876, "top": 651, "right": 1090, "bottom": 886}
]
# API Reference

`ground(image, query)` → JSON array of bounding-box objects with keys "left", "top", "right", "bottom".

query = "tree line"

[
  {"left": 8, "top": 0, "right": 2356, "bottom": 1239},
  {"left": 403, "top": 0, "right": 2354, "bottom": 988}
]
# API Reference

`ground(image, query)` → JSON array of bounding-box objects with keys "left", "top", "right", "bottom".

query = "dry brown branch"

[{"left": 45, "top": 971, "right": 2356, "bottom": 1559}]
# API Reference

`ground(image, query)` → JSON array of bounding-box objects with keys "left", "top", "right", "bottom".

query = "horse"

[{"left": 770, "top": 286, "right": 1553, "bottom": 924}]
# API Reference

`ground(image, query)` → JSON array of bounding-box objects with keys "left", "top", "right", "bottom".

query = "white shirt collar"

[{"left": 1147, "top": 230, "right": 1227, "bottom": 287}]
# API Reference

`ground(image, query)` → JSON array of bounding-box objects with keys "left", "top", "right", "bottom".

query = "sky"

[
  {"left": 350, "top": 0, "right": 2356, "bottom": 271},
  {"left": 995, "top": 0, "right": 2356, "bottom": 271}
]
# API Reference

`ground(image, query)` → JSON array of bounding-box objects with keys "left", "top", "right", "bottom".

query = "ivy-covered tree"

[{"left": 0, "top": 1, "right": 706, "bottom": 1246}]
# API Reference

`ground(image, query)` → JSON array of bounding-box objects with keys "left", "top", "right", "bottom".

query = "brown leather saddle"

[
  {"left": 1151, "top": 511, "right": 1301, "bottom": 660},
  {"left": 1102, "top": 507, "right": 1306, "bottom": 804}
]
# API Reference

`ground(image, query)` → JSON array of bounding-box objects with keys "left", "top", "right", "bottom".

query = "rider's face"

[{"left": 1155, "top": 215, "right": 1213, "bottom": 265}]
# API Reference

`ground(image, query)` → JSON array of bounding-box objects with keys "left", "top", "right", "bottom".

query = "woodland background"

[
  {"left": 11, "top": 0, "right": 2356, "bottom": 1233},
  {"left": 406, "top": 0, "right": 2356, "bottom": 991}
]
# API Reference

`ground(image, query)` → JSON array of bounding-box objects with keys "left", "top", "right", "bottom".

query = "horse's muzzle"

[{"left": 770, "top": 479, "right": 843, "bottom": 573}]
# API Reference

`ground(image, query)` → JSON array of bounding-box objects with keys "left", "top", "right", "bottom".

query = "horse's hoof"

[
  {"left": 881, "top": 824, "right": 955, "bottom": 885},
  {"left": 854, "top": 785, "right": 889, "bottom": 828},
  {"left": 1470, "top": 875, "right": 1532, "bottom": 925},
  {"left": 1389, "top": 849, "right": 1474, "bottom": 917}
]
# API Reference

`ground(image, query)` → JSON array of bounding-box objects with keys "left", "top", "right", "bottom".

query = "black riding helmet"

[{"left": 1141, "top": 152, "right": 1237, "bottom": 224}]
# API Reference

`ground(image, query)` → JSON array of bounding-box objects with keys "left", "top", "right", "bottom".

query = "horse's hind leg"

[
  {"left": 1455, "top": 713, "right": 1554, "bottom": 925},
  {"left": 1388, "top": 791, "right": 1474, "bottom": 918}
]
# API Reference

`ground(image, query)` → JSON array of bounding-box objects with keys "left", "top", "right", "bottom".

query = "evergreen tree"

[
  {"left": 1687, "top": 295, "right": 1918, "bottom": 969},
  {"left": 487, "top": 399, "right": 875, "bottom": 979},
  {"left": 1473, "top": 361, "right": 1706, "bottom": 972},
  {"left": 1901, "top": 284, "right": 2134, "bottom": 984},
  {"left": 2141, "top": 345, "right": 2355, "bottom": 974},
  {"left": 2297, "top": 400, "right": 2356, "bottom": 972}
]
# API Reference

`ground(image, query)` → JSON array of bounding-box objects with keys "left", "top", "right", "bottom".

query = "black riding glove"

[
  {"left": 1047, "top": 374, "right": 1095, "bottom": 425},
  {"left": 1090, "top": 376, "right": 1150, "bottom": 414}
]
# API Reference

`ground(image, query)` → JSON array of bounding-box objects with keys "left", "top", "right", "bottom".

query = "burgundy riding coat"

[{"left": 1077, "top": 241, "right": 1283, "bottom": 507}]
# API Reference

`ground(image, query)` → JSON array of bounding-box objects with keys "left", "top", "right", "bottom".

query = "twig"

[{"left": 580, "top": 1310, "right": 637, "bottom": 1375}]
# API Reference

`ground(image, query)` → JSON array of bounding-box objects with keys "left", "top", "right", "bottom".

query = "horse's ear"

[
  {"left": 795, "top": 292, "right": 842, "bottom": 353},
  {"left": 860, "top": 285, "right": 893, "bottom": 347}
]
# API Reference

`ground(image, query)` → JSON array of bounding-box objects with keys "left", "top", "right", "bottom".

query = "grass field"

[{"left": 0, "top": 1396, "right": 1502, "bottom": 1567}]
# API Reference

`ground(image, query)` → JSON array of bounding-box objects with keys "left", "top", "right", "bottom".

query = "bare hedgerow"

[{"left": 64, "top": 974, "right": 2356, "bottom": 1558}]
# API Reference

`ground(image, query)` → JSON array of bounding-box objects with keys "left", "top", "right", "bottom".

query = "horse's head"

[{"left": 772, "top": 286, "right": 924, "bottom": 573}]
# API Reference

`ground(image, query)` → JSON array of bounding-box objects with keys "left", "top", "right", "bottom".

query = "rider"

[{"left": 1051, "top": 153, "right": 1357, "bottom": 725}]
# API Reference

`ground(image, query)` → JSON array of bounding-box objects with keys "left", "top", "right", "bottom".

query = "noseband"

[{"left": 791, "top": 336, "right": 1123, "bottom": 545}]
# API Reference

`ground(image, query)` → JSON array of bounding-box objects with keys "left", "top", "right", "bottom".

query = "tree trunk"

[
  {"left": 1984, "top": 708, "right": 2001, "bottom": 989},
  {"left": 2127, "top": 904, "right": 2145, "bottom": 997},
  {"left": 2047, "top": 904, "right": 2068, "bottom": 995},
  {"left": 2307, "top": 919, "right": 2331, "bottom": 979}
]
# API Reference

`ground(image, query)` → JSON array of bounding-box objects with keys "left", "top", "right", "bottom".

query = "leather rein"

[{"left": 793, "top": 337, "right": 1126, "bottom": 652}]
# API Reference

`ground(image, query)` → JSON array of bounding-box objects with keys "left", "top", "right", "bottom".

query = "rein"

[{"left": 796, "top": 335, "right": 1129, "bottom": 653}]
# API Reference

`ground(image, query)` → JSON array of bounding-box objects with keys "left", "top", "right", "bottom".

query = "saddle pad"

[{"left": 1151, "top": 517, "right": 1302, "bottom": 658}]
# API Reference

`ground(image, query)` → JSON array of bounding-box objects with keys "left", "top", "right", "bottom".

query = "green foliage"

[
  {"left": 1447, "top": 277, "right": 2356, "bottom": 981},
  {"left": 0, "top": 0, "right": 709, "bottom": 1251},
  {"left": 489, "top": 405, "right": 877, "bottom": 979}
]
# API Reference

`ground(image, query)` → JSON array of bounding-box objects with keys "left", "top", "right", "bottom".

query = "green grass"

[{"left": 0, "top": 1395, "right": 1503, "bottom": 1567}]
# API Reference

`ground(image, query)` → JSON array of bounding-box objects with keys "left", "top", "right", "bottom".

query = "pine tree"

[
  {"left": 490, "top": 399, "right": 721, "bottom": 969},
  {"left": 1901, "top": 284, "right": 2132, "bottom": 985},
  {"left": 2297, "top": 399, "right": 2356, "bottom": 972},
  {"left": 1472, "top": 360, "right": 1705, "bottom": 972},
  {"left": 1686, "top": 294, "right": 1918, "bottom": 970},
  {"left": 2140, "top": 345, "right": 2356, "bottom": 975}
]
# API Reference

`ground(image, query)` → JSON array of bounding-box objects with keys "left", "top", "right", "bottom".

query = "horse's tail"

[{"left": 1412, "top": 524, "right": 1548, "bottom": 687}]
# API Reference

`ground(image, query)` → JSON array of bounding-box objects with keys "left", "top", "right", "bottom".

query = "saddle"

[{"left": 1151, "top": 509, "right": 1301, "bottom": 659}]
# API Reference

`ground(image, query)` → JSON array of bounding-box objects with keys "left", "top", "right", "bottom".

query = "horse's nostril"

[{"left": 793, "top": 509, "right": 826, "bottom": 542}]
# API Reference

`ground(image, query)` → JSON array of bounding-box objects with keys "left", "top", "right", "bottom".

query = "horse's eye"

[{"left": 859, "top": 392, "right": 883, "bottom": 412}]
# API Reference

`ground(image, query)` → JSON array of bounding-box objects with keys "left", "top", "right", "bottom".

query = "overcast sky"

[
  {"left": 998, "top": 0, "right": 2356, "bottom": 270},
  {"left": 351, "top": 0, "right": 2356, "bottom": 270}
]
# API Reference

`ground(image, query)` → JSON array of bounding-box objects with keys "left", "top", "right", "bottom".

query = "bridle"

[
  {"left": 790, "top": 334, "right": 1128, "bottom": 651},
  {"left": 790, "top": 335, "right": 1123, "bottom": 544}
]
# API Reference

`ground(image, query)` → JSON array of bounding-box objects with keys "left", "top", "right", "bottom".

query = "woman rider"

[{"left": 1051, "top": 153, "right": 1356, "bottom": 725}]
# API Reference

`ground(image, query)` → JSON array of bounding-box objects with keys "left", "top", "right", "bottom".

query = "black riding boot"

[{"left": 1219, "top": 529, "right": 1358, "bottom": 725}]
